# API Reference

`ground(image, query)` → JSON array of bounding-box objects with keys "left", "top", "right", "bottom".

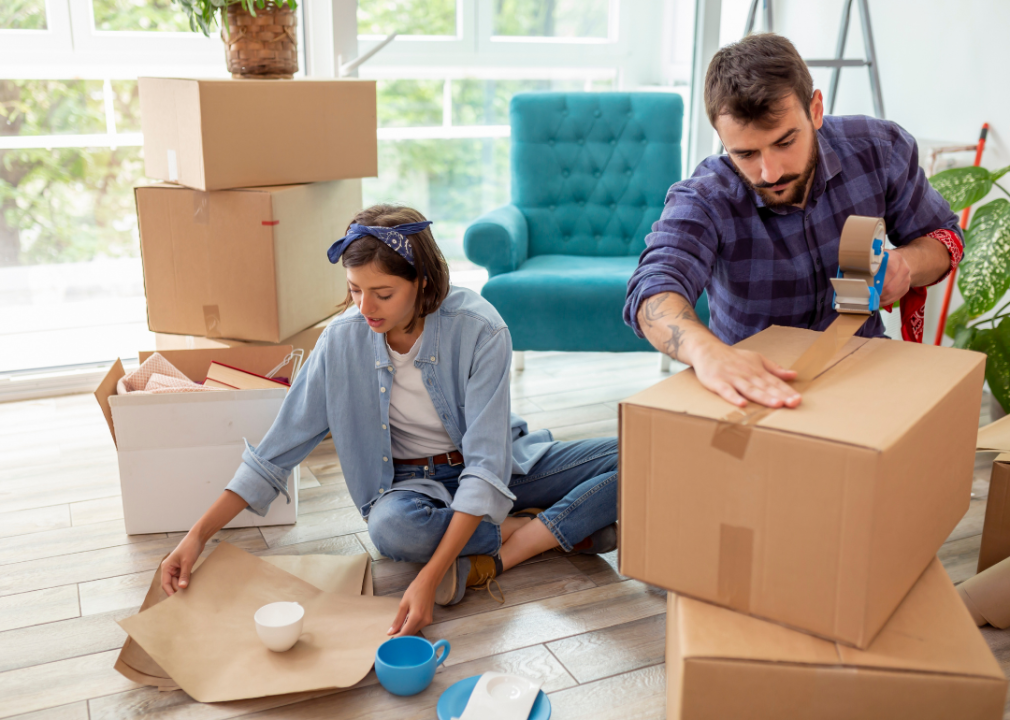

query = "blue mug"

[{"left": 375, "top": 636, "right": 450, "bottom": 696}]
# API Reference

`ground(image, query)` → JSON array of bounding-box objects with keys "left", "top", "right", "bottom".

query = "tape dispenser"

[{"left": 830, "top": 216, "right": 888, "bottom": 315}]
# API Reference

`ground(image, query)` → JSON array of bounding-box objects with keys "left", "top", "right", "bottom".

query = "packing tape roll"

[{"left": 837, "top": 215, "right": 886, "bottom": 286}]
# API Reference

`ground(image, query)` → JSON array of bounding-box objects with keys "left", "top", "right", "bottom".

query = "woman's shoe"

[
  {"left": 434, "top": 554, "right": 504, "bottom": 606},
  {"left": 567, "top": 522, "right": 618, "bottom": 555}
]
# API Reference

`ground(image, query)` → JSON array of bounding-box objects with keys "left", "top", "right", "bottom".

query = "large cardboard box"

[
  {"left": 137, "top": 180, "right": 358, "bottom": 343},
  {"left": 139, "top": 77, "right": 377, "bottom": 191},
  {"left": 620, "top": 325, "right": 985, "bottom": 648},
  {"left": 666, "top": 558, "right": 1007, "bottom": 720},
  {"left": 978, "top": 454, "right": 1010, "bottom": 573},
  {"left": 95, "top": 346, "right": 299, "bottom": 535}
]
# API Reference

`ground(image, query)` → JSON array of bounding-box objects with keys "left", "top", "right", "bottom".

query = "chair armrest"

[{"left": 464, "top": 204, "right": 529, "bottom": 277}]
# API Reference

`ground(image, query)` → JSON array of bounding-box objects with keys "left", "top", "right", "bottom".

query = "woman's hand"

[
  {"left": 389, "top": 572, "right": 439, "bottom": 637},
  {"left": 161, "top": 531, "right": 205, "bottom": 596}
]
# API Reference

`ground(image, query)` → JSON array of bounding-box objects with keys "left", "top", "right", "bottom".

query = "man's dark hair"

[
  {"left": 705, "top": 33, "right": 814, "bottom": 127},
  {"left": 339, "top": 204, "right": 450, "bottom": 333}
]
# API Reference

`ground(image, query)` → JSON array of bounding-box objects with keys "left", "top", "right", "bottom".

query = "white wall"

[{"left": 715, "top": 0, "right": 1010, "bottom": 342}]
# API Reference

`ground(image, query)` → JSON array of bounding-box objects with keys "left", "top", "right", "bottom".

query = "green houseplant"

[
  {"left": 930, "top": 162, "right": 1010, "bottom": 410},
  {"left": 174, "top": 0, "right": 300, "bottom": 78}
]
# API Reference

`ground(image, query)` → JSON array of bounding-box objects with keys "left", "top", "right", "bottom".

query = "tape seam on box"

[{"left": 717, "top": 523, "right": 753, "bottom": 613}]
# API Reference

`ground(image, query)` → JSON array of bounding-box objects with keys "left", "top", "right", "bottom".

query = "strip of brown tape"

[{"left": 717, "top": 524, "right": 753, "bottom": 612}]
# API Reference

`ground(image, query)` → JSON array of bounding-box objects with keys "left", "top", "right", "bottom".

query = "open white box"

[{"left": 95, "top": 345, "right": 299, "bottom": 535}]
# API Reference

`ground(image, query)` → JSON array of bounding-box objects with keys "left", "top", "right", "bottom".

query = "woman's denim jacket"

[{"left": 225, "top": 286, "right": 555, "bottom": 525}]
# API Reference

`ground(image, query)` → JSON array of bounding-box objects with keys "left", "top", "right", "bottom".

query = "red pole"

[{"left": 934, "top": 123, "right": 989, "bottom": 345}]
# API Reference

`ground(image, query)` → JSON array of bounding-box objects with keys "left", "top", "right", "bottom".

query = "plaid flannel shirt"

[{"left": 624, "top": 115, "right": 963, "bottom": 345}]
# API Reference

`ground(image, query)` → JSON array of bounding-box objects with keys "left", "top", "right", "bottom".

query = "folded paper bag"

[
  {"left": 117, "top": 542, "right": 399, "bottom": 702},
  {"left": 958, "top": 554, "right": 1010, "bottom": 628}
]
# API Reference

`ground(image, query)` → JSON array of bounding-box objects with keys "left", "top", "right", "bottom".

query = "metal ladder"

[{"left": 743, "top": 0, "right": 885, "bottom": 118}]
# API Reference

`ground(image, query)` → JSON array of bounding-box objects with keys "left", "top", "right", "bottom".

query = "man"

[{"left": 624, "top": 33, "right": 963, "bottom": 409}]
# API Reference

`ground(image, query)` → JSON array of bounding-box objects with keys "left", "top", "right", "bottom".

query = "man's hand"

[
  {"left": 693, "top": 342, "right": 801, "bottom": 409},
  {"left": 637, "top": 291, "right": 801, "bottom": 409},
  {"left": 389, "top": 572, "right": 438, "bottom": 637},
  {"left": 880, "top": 248, "right": 912, "bottom": 308}
]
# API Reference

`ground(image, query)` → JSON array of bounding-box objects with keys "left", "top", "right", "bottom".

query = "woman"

[{"left": 160, "top": 205, "right": 618, "bottom": 637}]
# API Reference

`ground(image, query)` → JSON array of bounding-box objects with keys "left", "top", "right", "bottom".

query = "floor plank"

[
  {"left": 547, "top": 663, "right": 666, "bottom": 720},
  {"left": 69, "top": 497, "right": 125, "bottom": 527},
  {"left": 0, "top": 506, "right": 71, "bottom": 540},
  {"left": 0, "top": 519, "right": 164, "bottom": 567},
  {"left": 0, "top": 608, "right": 134, "bottom": 673},
  {"left": 258, "top": 507, "right": 367, "bottom": 549},
  {"left": 6, "top": 702, "right": 90, "bottom": 720},
  {"left": 0, "top": 586, "right": 80, "bottom": 633},
  {"left": 940, "top": 534, "right": 984, "bottom": 585},
  {"left": 546, "top": 614, "right": 666, "bottom": 684},
  {"left": 423, "top": 581, "right": 666, "bottom": 667},
  {"left": 0, "top": 528, "right": 265, "bottom": 598},
  {"left": 0, "top": 650, "right": 140, "bottom": 719}
]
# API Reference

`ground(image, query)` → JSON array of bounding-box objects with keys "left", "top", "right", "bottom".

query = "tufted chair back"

[{"left": 510, "top": 92, "right": 683, "bottom": 259}]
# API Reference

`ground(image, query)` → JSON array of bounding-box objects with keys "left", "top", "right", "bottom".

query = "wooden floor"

[{"left": 0, "top": 349, "right": 1008, "bottom": 719}]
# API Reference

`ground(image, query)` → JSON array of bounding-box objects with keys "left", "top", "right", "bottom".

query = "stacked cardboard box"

[
  {"left": 618, "top": 325, "right": 1006, "bottom": 717},
  {"left": 95, "top": 78, "right": 377, "bottom": 534}
]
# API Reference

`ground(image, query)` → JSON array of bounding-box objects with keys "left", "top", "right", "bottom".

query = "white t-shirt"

[{"left": 386, "top": 337, "right": 457, "bottom": 459}]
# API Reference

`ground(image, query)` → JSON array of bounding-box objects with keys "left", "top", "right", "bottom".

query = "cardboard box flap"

[
  {"left": 678, "top": 559, "right": 1003, "bottom": 681},
  {"left": 677, "top": 591, "right": 840, "bottom": 666},
  {"left": 978, "top": 414, "right": 1010, "bottom": 453},
  {"left": 139, "top": 345, "right": 294, "bottom": 384},
  {"left": 836, "top": 560, "right": 1004, "bottom": 679},
  {"left": 622, "top": 326, "right": 985, "bottom": 451},
  {"left": 94, "top": 358, "right": 126, "bottom": 447}
]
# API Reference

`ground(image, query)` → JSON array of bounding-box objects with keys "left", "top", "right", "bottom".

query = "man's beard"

[{"left": 743, "top": 139, "right": 820, "bottom": 207}]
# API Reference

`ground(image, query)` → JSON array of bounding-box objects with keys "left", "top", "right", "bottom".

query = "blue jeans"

[{"left": 367, "top": 438, "right": 618, "bottom": 562}]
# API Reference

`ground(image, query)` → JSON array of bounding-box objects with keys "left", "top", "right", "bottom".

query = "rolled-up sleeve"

[
  {"left": 225, "top": 336, "right": 331, "bottom": 517},
  {"left": 452, "top": 326, "right": 518, "bottom": 525},
  {"left": 624, "top": 181, "right": 721, "bottom": 337},
  {"left": 883, "top": 123, "right": 964, "bottom": 248}
]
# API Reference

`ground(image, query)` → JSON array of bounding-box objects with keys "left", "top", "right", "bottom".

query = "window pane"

[
  {"left": 363, "top": 138, "right": 509, "bottom": 260},
  {"left": 110, "top": 80, "right": 142, "bottom": 133},
  {"left": 452, "top": 78, "right": 612, "bottom": 126},
  {"left": 0, "top": 146, "right": 149, "bottom": 372},
  {"left": 1, "top": 80, "right": 106, "bottom": 137},
  {"left": 494, "top": 0, "right": 609, "bottom": 39},
  {"left": 0, "top": 0, "right": 47, "bottom": 30},
  {"left": 377, "top": 79, "right": 443, "bottom": 128},
  {"left": 92, "top": 0, "right": 195, "bottom": 33},
  {"left": 358, "top": 0, "right": 456, "bottom": 37}
]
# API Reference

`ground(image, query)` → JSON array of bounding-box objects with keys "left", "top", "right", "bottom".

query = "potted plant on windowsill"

[
  {"left": 930, "top": 162, "right": 1010, "bottom": 412},
  {"left": 174, "top": 0, "right": 299, "bottom": 78}
]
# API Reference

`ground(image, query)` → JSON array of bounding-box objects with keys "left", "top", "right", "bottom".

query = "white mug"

[{"left": 254, "top": 601, "right": 305, "bottom": 652}]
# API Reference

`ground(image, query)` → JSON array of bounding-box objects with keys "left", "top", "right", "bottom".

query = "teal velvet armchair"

[{"left": 464, "top": 92, "right": 709, "bottom": 355}]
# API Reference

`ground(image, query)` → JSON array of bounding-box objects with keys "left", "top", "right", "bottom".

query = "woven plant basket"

[{"left": 222, "top": 2, "right": 298, "bottom": 79}]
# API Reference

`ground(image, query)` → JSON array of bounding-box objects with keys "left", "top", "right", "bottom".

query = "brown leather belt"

[{"left": 393, "top": 450, "right": 464, "bottom": 468}]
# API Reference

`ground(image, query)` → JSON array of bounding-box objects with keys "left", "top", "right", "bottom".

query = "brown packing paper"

[
  {"left": 978, "top": 413, "right": 1010, "bottom": 453},
  {"left": 958, "top": 554, "right": 1010, "bottom": 628},
  {"left": 116, "top": 547, "right": 382, "bottom": 696}
]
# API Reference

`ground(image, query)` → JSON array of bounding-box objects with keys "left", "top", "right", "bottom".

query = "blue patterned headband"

[{"left": 326, "top": 221, "right": 433, "bottom": 266}]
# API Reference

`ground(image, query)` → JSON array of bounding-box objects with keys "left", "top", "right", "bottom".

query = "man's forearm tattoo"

[
  {"left": 663, "top": 324, "right": 686, "bottom": 360},
  {"left": 639, "top": 293, "right": 702, "bottom": 362}
]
